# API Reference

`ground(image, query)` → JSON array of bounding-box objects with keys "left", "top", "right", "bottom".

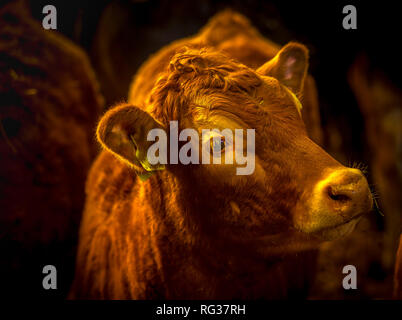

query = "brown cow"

[
  {"left": 0, "top": 0, "right": 103, "bottom": 297},
  {"left": 71, "top": 10, "right": 372, "bottom": 299}
]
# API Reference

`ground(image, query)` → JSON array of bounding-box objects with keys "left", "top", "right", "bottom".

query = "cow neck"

[{"left": 145, "top": 169, "right": 286, "bottom": 276}]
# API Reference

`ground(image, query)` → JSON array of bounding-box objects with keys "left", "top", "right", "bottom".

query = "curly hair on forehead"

[{"left": 148, "top": 47, "right": 263, "bottom": 125}]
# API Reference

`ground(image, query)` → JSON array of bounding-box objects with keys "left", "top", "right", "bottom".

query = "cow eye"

[
  {"left": 210, "top": 136, "right": 225, "bottom": 153},
  {"left": 259, "top": 97, "right": 264, "bottom": 105}
]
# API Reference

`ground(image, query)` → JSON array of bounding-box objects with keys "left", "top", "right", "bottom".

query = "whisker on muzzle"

[{"left": 349, "top": 162, "right": 383, "bottom": 217}]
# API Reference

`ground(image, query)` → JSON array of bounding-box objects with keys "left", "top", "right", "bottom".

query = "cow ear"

[
  {"left": 257, "top": 42, "right": 308, "bottom": 95},
  {"left": 96, "top": 104, "right": 166, "bottom": 180}
]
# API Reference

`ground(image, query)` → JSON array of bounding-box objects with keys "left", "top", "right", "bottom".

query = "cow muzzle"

[{"left": 294, "top": 168, "right": 373, "bottom": 240}]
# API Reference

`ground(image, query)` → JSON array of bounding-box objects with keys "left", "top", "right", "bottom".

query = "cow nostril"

[
  {"left": 314, "top": 169, "right": 373, "bottom": 222},
  {"left": 327, "top": 186, "right": 351, "bottom": 202}
]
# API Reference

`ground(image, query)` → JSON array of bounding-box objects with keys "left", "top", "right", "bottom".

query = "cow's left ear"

[
  {"left": 96, "top": 104, "right": 166, "bottom": 181},
  {"left": 257, "top": 42, "right": 309, "bottom": 96}
]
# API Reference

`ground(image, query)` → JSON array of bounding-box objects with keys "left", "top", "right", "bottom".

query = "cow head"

[{"left": 97, "top": 43, "right": 372, "bottom": 255}]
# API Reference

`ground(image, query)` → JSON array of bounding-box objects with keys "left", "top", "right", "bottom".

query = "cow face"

[{"left": 97, "top": 43, "right": 372, "bottom": 252}]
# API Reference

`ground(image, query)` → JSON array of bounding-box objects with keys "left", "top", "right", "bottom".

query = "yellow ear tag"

[
  {"left": 129, "top": 134, "right": 165, "bottom": 183},
  {"left": 136, "top": 171, "right": 155, "bottom": 181}
]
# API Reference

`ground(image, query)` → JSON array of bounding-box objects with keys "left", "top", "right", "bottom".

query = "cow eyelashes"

[
  {"left": 210, "top": 136, "right": 226, "bottom": 154},
  {"left": 202, "top": 131, "right": 230, "bottom": 154}
]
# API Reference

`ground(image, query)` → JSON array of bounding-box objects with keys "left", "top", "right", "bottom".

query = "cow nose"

[{"left": 323, "top": 168, "right": 372, "bottom": 218}]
